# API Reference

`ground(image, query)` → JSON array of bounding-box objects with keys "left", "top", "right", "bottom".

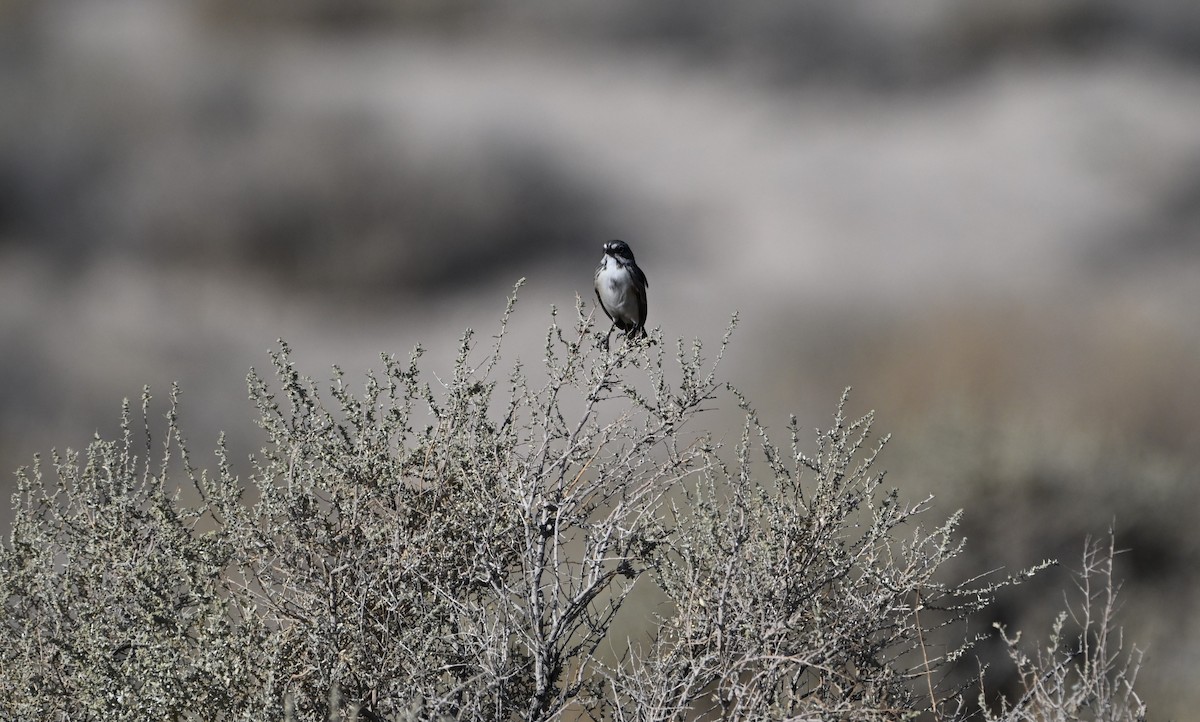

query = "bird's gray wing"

[
  {"left": 634, "top": 266, "right": 648, "bottom": 325},
  {"left": 633, "top": 264, "right": 648, "bottom": 290}
]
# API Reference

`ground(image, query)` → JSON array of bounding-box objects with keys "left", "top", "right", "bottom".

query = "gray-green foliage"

[{"left": 0, "top": 287, "right": 1143, "bottom": 720}]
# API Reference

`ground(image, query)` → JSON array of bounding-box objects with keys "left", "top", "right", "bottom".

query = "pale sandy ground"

[{"left": 3, "top": 1, "right": 1200, "bottom": 715}]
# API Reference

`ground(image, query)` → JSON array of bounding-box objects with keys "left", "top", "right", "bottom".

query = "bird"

[{"left": 594, "top": 239, "right": 649, "bottom": 344}]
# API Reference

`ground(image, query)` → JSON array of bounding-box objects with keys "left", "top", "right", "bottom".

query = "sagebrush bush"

[{"left": 0, "top": 287, "right": 1144, "bottom": 721}]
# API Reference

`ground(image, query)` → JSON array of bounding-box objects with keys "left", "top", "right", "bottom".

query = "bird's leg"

[{"left": 603, "top": 324, "right": 614, "bottom": 352}]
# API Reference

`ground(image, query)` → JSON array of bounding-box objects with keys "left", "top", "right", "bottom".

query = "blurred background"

[{"left": 2, "top": 0, "right": 1199, "bottom": 715}]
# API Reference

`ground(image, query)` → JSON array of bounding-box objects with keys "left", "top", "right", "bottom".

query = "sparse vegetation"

[{"left": 0, "top": 289, "right": 1145, "bottom": 720}]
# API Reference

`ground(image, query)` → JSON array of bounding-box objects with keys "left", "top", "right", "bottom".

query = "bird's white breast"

[{"left": 597, "top": 261, "right": 638, "bottom": 316}]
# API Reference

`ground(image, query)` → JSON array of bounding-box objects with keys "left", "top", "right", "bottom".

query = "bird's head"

[{"left": 603, "top": 240, "right": 635, "bottom": 262}]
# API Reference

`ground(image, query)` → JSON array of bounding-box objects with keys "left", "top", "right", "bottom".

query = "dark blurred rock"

[{"left": 196, "top": 0, "right": 489, "bottom": 36}]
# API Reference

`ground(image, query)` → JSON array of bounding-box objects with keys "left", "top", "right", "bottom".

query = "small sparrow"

[{"left": 594, "top": 239, "right": 649, "bottom": 342}]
